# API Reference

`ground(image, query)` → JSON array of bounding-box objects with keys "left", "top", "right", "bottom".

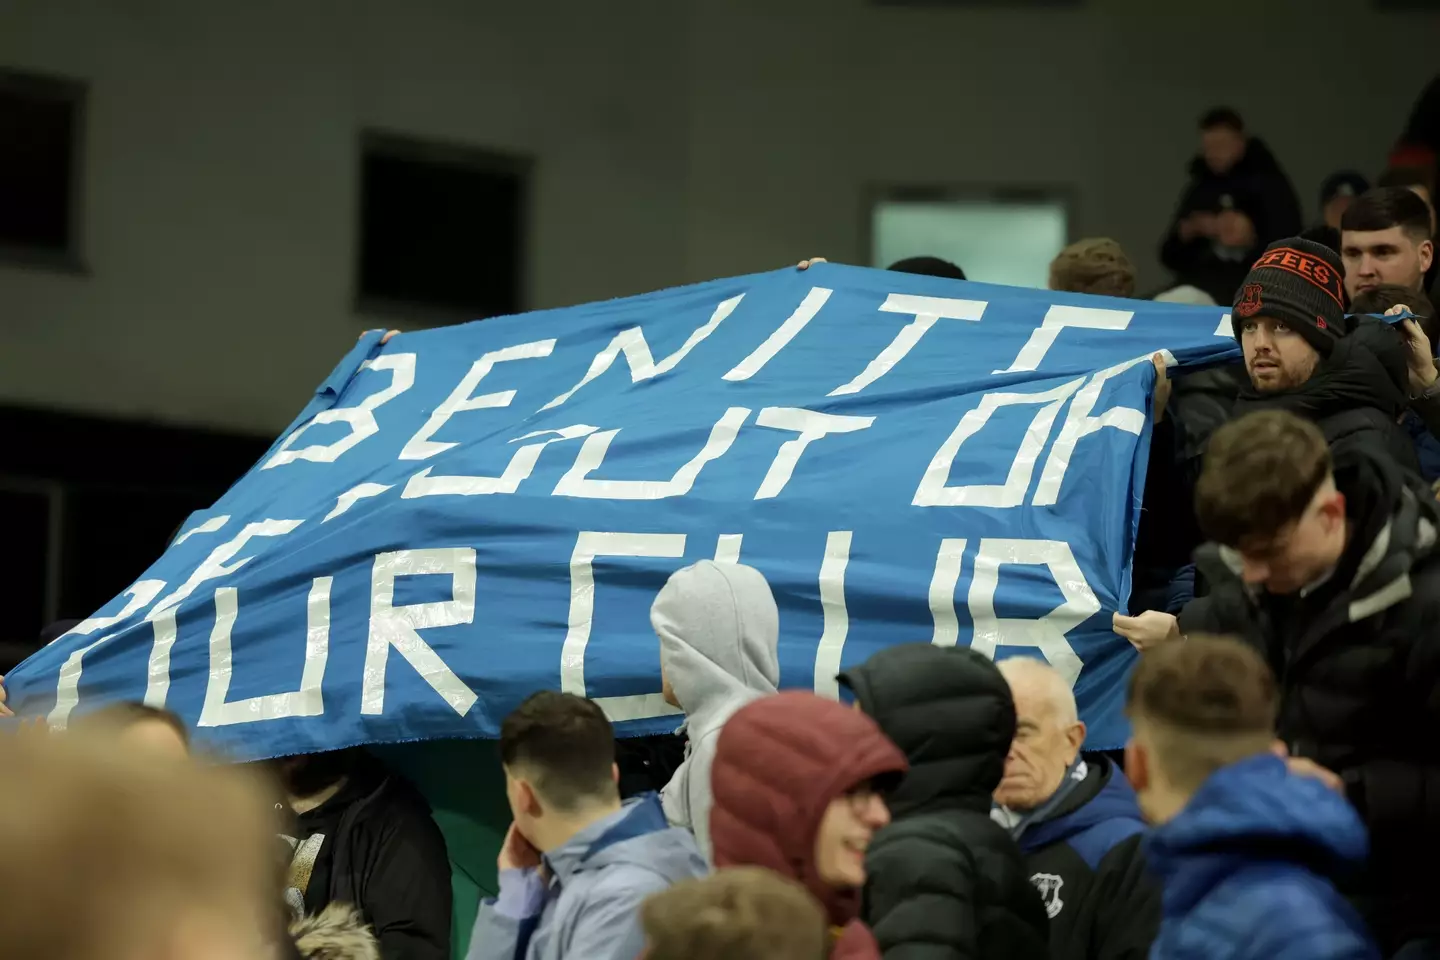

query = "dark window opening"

[
  {"left": 357, "top": 131, "right": 530, "bottom": 322},
  {"left": 0, "top": 68, "right": 85, "bottom": 266}
]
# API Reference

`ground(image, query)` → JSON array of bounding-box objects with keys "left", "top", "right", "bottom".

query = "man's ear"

[
  {"left": 1322, "top": 490, "right": 1347, "bottom": 528},
  {"left": 1124, "top": 739, "right": 1148, "bottom": 792},
  {"left": 517, "top": 779, "right": 544, "bottom": 819},
  {"left": 1421, "top": 238, "right": 1435, "bottom": 273},
  {"left": 612, "top": 762, "right": 620, "bottom": 785},
  {"left": 1067, "top": 720, "right": 1088, "bottom": 755}
]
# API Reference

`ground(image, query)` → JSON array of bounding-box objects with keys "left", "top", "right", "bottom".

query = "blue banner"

[{"left": 5, "top": 264, "right": 1239, "bottom": 757}]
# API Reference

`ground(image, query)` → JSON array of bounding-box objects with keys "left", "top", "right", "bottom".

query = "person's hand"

[
  {"left": 0, "top": 676, "right": 11, "bottom": 718},
  {"left": 1151, "top": 353, "right": 1172, "bottom": 424},
  {"left": 359, "top": 329, "right": 399, "bottom": 345},
  {"left": 1193, "top": 212, "right": 1219, "bottom": 239},
  {"left": 1177, "top": 214, "right": 1205, "bottom": 243},
  {"left": 498, "top": 822, "right": 542, "bottom": 872},
  {"left": 1387, "top": 308, "right": 1438, "bottom": 394},
  {"left": 1271, "top": 743, "right": 1345, "bottom": 794},
  {"left": 797, "top": 257, "right": 827, "bottom": 270},
  {"left": 1113, "top": 610, "right": 1181, "bottom": 651}
]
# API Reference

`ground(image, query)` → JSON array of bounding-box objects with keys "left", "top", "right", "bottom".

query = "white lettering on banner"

[
  {"left": 1033, "top": 352, "right": 1174, "bottom": 507},
  {"left": 173, "top": 515, "right": 230, "bottom": 545},
  {"left": 324, "top": 483, "right": 394, "bottom": 522},
  {"left": 400, "top": 339, "right": 557, "bottom": 460},
  {"left": 1215, "top": 313, "right": 1234, "bottom": 337},
  {"left": 812, "top": 531, "right": 854, "bottom": 699},
  {"left": 753, "top": 408, "right": 875, "bottom": 499},
  {"left": 993, "top": 306, "right": 1134, "bottom": 374},
  {"left": 914, "top": 378, "right": 1084, "bottom": 508},
  {"left": 542, "top": 295, "right": 743, "bottom": 411},
  {"left": 362, "top": 548, "right": 478, "bottom": 716},
  {"left": 829, "top": 294, "right": 987, "bottom": 396},
  {"left": 929, "top": 538, "right": 968, "bottom": 647},
  {"left": 200, "top": 579, "right": 330, "bottom": 726},
  {"left": 144, "top": 608, "right": 178, "bottom": 707},
  {"left": 562, "top": 532, "right": 687, "bottom": 722},
  {"left": 403, "top": 425, "right": 599, "bottom": 499},
  {"left": 714, "top": 534, "right": 743, "bottom": 564},
  {"left": 264, "top": 353, "right": 416, "bottom": 468},
  {"left": 552, "top": 408, "right": 751, "bottom": 500},
  {"left": 149, "top": 520, "right": 304, "bottom": 621},
  {"left": 56, "top": 579, "right": 167, "bottom": 642},
  {"left": 48, "top": 634, "right": 114, "bottom": 729},
  {"left": 724, "top": 288, "right": 831, "bottom": 381},
  {"left": 967, "top": 539, "right": 1097, "bottom": 685}
]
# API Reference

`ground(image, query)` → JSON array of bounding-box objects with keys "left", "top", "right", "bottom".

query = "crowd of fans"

[{"left": 3, "top": 86, "right": 1440, "bottom": 960}]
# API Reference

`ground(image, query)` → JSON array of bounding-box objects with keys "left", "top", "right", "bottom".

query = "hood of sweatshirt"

[{"left": 652, "top": 560, "right": 780, "bottom": 741}]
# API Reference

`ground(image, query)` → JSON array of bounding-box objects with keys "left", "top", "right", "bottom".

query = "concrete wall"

[{"left": 2, "top": 0, "right": 1435, "bottom": 434}]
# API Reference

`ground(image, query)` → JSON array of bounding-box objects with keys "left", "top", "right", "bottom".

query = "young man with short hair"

[
  {"left": 1341, "top": 187, "right": 1435, "bottom": 301},
  {"left": 1127, "top": 636, "right": 1377, "bottom": 959},
  {"left": 468, "top": 691, "right": 706, "bottom": 960},
  {"left": 1120, "top": 410, "right": 1440, "bottom": 954}
]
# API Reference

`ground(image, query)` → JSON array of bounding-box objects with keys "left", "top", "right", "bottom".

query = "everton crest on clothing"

[{"left": 996, "top": 755, "right": 1159, "bottom": 960}]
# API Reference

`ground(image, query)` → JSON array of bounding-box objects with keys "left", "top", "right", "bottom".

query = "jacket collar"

[{"left": 543, "top": 793, "right": 669, "bottom": 886}]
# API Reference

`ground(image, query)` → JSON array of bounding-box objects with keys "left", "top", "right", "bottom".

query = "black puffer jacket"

[
  {"left": 1177, "top": 446, "right": 1440, "bottom": 953},
  {"left": 1229, "top": 317, "right": 1419, "bottom": 476},
  {"left": 840, "top": 645, "right": 1050, "bottom": 960}
]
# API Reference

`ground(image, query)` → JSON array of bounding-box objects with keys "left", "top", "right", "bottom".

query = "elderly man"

[{"left": 993, "top": 658, "right": 1159, "bottom": 960}]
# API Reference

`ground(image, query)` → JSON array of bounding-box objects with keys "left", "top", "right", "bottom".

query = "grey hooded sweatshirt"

[{"left": 652, "top": 560, "right": 780, "bottom": 862}]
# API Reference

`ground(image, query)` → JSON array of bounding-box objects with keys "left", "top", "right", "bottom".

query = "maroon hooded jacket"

[{"left": 709, "top": 691, "right": 908, "bottom": 960}]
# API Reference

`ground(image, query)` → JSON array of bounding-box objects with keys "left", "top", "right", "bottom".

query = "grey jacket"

[
  {"left": 652, "top": 560, "right": 779, "bottom": 862},
  {"left": 465, "top": 794, "right": 706, "bottom": 960}
]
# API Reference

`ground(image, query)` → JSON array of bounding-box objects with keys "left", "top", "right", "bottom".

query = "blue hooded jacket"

[
  {"left": 466, "top": 793, "right": 706, "bottom": 960},
  {"left": 1147, "top": 755, "right": 1379, "bottom": 960}
]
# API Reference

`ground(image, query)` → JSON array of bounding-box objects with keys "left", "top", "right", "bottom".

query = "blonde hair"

[
  {"left": 0, "top": 728, "right": 277, "bottom": 960},
  {"left": 642, "top": 867, "right": 828, "bottom": 960},
  {"left": 1049, "top": 238, "right": 1137, "bottom": 298}
]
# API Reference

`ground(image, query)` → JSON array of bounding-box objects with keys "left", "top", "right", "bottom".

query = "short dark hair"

[
  {"left": 78, "top": 702, "right": 189, "bottom": 747},
  {"left": 1196, "top": 411, "right": 1332, "bottom": 548},
  {"left": 500, "top": 691, "right": 616, "bottom": 810},
  {"left": 1125, "top": 635, "right": 1277, "bottom": 791},
  {"left": 1200, "top": 107, "right": 1244, "bottom": 132},
  {"left": 886, "top": 256, "right": 966, "bottom": 281},
  {"left": 1351, "top": 283, "right": 1438, "bottom": 347},
  {"left": 1341, "top": 187, "right": 1434, "bottom": 242}
]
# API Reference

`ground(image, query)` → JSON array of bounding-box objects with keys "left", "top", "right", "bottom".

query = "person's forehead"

[{"left": 1343, "top": 226, "right": 1409, "bottom": 248}]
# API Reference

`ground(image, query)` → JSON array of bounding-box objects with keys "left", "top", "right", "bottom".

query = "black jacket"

[
  {"left": 1004, "top": 758, "right": 1159, "bottom": 960},
  {"left": 1160, "top": 138, "right": 1302, "bottom": 282},
  {"left": 840, "top": 644, "right": 1050, "bottom": 960},
  {"left": 287, "top": 763, "right": 452, "bottom": 960},
  {"left": 1177, "top": 446, "right": 1440, "bottom": 952},
  {"left": 1229, "top": 318, "right": 1420, "bottom": 476}
]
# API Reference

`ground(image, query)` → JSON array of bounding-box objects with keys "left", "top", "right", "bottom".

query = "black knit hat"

[{"left": 1231, "top": 237, "right": 1347, "bottom": 357}]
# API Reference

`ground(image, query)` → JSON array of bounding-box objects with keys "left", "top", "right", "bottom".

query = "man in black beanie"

[{"left": 1225, "top": 237, "right": 1419, "bottom": 472}]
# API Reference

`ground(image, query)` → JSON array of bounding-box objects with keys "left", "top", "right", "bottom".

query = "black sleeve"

[
  {"left": 1089, "top": 835, "right": 1161, "bottom": 960},
  {"left": 864, "top": 823, "right": 980, "bottom": 960},
  {"left": 1176, "top": 595, "right": 1219, "bottom": 636},
  {"left": 362, "top": 813, "right": 454, "bottom": 960}
]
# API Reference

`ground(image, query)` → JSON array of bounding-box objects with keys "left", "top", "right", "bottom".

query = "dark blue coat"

[{"left": 1147, "top": 755, "right": 1378, "bottom": 960}]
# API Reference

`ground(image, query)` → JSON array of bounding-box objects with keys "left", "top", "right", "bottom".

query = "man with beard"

[{"left": 1125, "top": 237, "right": 1418, "bottom": 625}]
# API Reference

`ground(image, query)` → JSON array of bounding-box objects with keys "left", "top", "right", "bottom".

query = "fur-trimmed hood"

[{"left": 289, "top": 903, "right": 380, "bottom": 960}]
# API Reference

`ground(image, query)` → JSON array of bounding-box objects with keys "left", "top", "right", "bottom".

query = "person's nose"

[
  {"left": 1240, "top": 556, "right": 1270, "bottom": 585},
  {"left": 1252, "top": 327, "right": 1276, "bottom": 352},
  {"left": 1359, "top": 253, "right": 1380, "bottom": 278},
  {"left": 864, "top": 794, "right": 891, "bottom": 829}
]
